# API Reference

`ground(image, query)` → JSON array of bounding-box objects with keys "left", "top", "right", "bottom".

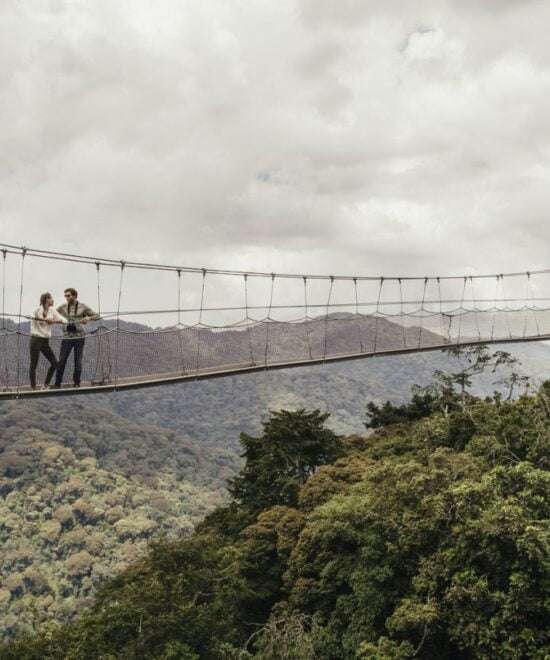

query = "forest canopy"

[{"left": 3, "top": 370, "right": 549, "bottom": 659}]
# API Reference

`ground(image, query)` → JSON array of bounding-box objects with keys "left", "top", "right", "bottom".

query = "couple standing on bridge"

[{"left": 30, "top": 288, "right": 98, "bottom": 390}]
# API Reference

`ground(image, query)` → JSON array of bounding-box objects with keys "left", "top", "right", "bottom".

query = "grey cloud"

[{"left": 1, "top": 0, "right": 550, "bottom": 310}]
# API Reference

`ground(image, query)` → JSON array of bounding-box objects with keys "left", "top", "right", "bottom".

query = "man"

[{"left": 53, "top": 288, "right": 98, "bottom": 388}]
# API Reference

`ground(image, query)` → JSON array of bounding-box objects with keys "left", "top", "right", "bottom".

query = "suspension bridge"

[{"left": 1, "top": 242, "right": 549, "bottom": 399}]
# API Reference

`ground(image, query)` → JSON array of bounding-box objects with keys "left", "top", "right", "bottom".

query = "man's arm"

[{"left": 81, "top": 305, "right": 100, "bottom": 324}]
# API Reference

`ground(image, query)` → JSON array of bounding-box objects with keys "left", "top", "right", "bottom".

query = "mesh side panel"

[{"left": 3, "top": 307, "right": 550, "bottom": 392}]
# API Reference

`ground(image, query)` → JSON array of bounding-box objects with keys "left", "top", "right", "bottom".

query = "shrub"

[{"left": 66, "top": 551, "right": 93, "bottom": 577}]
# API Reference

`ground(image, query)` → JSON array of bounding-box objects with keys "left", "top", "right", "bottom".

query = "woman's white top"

[{"left": 30, "top": 307, "right": 67, "bottom": 339}]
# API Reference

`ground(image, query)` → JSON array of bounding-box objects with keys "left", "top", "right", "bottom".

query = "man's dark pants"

[
  {"left": 55, "top": 337, "right": 85, "bottom": 387},
  {"left": 29, "top": 337, "right": 58, "bottom": 388}
]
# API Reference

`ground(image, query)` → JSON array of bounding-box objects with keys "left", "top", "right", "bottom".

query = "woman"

[{"left": 29, "top": 293, "right": 67, "bottom": 390}]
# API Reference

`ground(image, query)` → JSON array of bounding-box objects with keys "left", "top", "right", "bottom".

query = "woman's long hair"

[{"left": 39, "top": 292, "right": 52, "bottom": 318}]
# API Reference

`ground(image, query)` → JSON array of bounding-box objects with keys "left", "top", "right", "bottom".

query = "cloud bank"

[{"left": 2, "top": 0, "right": 550, "bottom": 293}]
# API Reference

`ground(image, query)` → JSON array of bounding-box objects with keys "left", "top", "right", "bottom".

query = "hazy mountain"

[{"left": 39, "top": 339, "right": 550, "bottom": 444}]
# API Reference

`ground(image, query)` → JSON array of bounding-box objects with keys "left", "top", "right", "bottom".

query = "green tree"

[{"left": 228, "top": 409, "right": 343, "bottom": 512}]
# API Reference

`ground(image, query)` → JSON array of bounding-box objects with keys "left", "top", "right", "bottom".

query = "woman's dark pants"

[{"left": 29, "top": 336, "right": 58, "bottom": 388}]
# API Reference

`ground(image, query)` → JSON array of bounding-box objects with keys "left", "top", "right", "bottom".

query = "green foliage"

[
  {"left": 365, "top": 390, "right": 441, "bottom": 429},
  {"left": 228, "top": 409, "right": 344, "bottom": 512},
  {"left": 3, "top": 381, "right": 550, "bottom": 659},
  {"left": 0, "top": 400, "right": 229, "bottom": 642},
  {"left": 248, "top": 612, "right": 318, "bottom": 659},
  {"left": 365, "top": 345, "right": 520, "bottom": 431}
]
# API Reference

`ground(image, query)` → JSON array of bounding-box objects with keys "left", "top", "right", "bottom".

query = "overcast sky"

[{"left": 2, "top": 0, "right": 550, "bottom": 292}]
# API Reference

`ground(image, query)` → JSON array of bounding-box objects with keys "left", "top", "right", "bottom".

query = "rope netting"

[{"left": 1, "top": 242, "right": 550, "bottom": 396}]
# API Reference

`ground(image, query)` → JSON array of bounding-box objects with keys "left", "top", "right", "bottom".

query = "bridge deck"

[{"left": 1, "top": 335, "right": 548, "bottom": 400}]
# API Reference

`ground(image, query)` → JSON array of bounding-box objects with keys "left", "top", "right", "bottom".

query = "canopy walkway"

[{"left": 1, "top": 242, "right": 549, "bottom": 399}]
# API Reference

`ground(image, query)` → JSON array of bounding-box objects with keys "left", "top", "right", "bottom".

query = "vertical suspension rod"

[
  {"left": 114, "top": 261, "right": 125, "bottom": 389},
  {"left": 16, "top": 247, "right": 27, "bottom": 395}
]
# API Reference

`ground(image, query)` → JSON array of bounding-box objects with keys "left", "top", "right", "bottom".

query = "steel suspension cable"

[
  {"left": 93, "top": 262, "right": 110, "bottom": 383},
  {"left": 354, "top": 277, "right": 364, "bottom": 353},
  {"left": 19, "top": 294, "right": 547, "bottom": 320},
  {"left": 521, "top": 273, "right": 530, "bottom": 339},
  {"left": 177, "top": 270, "right": 186, "bottom": 374},
  {"left": 2, "top": 242, "right": 549, "bottom": 282},
  {"left": 264, "top": 274, "right": 275, "bottom": 366},
  {"left": 195, "top": 269, "right": 206, "bottom": 373},
  {"left": 177, "top": 269, "right": 182, "bottom": 327},
  {"left": 244, "top": 274, "right": 255, "bottom": 366},
  {"left": 501, "top": 274, "right": 513, "bottom": 339},
  {"left": 417, "top": 277, "right": 428, "bottom": 348},
  {"left": 303, "top": 276, "right": 313, "bottom": 360},
  {"left": 528, "top": 272, "right": 541, "bottom": 336},
  {"left": 1, "top": 249, "right": 6, "bottom": 331},
  {"left": 437, "top": 277, "right": 446, "bottom": 341},
  {"left": 16, "top": 248, "right": 26, "bottom": 395},
  {"left": 373, "top": 277, "right": 384, "bottom": 353},
  {"left": 398, "top": 278, "right": 406, "bottom": 348},
  {"left": 491, "top": 275, "right": 500, "bottom": 341},
  {"left": 457, "top": 276, "right": 467, "bottom": 345},
  {"left": 470, "top": 276, "right": 481, "bottom": 340},
  {"left": 522, "top": 272, "right": 540, "bottom": 338},
  {"left": 114, "top": 261, "right": 125, "bottom": 388},
  {"left": 323, "top": 277, "right": 334, "bottom": 360},
  {"left": 1, "top": 249, "right": 8, "bottom": 390}
]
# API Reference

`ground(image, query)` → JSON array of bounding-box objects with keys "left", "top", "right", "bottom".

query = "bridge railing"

[{"left": 1, "top": 242, "right": 550, "bottom": 394}]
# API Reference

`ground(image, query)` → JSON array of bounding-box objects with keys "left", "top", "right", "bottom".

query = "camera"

[{"left": 66, "top": 323, "right": 78, "bottom": 333}]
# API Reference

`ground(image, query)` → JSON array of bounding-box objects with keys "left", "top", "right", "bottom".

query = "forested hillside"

[
  {"left": 4, "top": 375, "right": 549, "bottom": 658},
  {"left": 0, "top": 401, "right": 234, "bottom": 641},
  {"left": 0, "top": 343, "right": 548, "bottom": 645}
]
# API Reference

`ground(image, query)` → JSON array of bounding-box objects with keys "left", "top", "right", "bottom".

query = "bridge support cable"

[
  {"left": 243, "top": 274, "right": 255, "bottom": 367},
  {"left": 501, "top": 275, "right": 513, "bottom": 340},
  {"left": 303, "top": 276, "right": 313, "bottom": 360},
  {"left": 436, "top": 277, "right": 445, "bottom": 340},
  {"left": 417, "top": 277, "right": 428, "bottom": 349},
  {"left": 15, "top": 248, "right": 27, "bottom": 397},
  {"left": 522, "top": 273, "right": 531, "bottom": 337},
  {"left": 490, "top": 275, "right": 500, "bottom": 342},
  {"left": 176, "top": 269, "right": 187, "bottom": 375},
  {"left": 94, "top": 262, "right": 102, "bottom": 383},
  {"left": 373, "top": 277, "right": 384, "bottom": 353},
  {"left": 93, "top": 261, "right": 111, "bottom": 385},
  {"left": 323, "top": 276, "right": 335, "bottom": 361},
  {"left": 1, "top": 249, "right": 8, "bottom": 390},
  {"left": 114, "top": 261, "right": 125, "bottom": 390},
  {"left": 456, "top": 276, "right": 467, "bottom": 346},
  {"left": 398, "top": 278, "right": 406, "bottom": 348},
  {"left": 353, "top": 277, "right": 364, "bottom": 353},
  {"left": 195, "top": 269, "right": 206, "bottom": 374},
  {"left": 465, "top": 276, "right": 482, "bottom": 342},
  {"left": 264, "top": 274, "right": 275, "bottom": 366},
  {"left": 526, "top": 272, "right": 541, "bottom": 337},
  {"left": 1, "top": 249, "right": 6, "bottom": 332}
]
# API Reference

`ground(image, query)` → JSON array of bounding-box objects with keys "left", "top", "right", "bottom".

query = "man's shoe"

[
  {"left": 73, "top": 383, "right": 81, "bottom": 388},
  {"left": 51, "top": 384, "right": 61, "bottom": 389}
]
